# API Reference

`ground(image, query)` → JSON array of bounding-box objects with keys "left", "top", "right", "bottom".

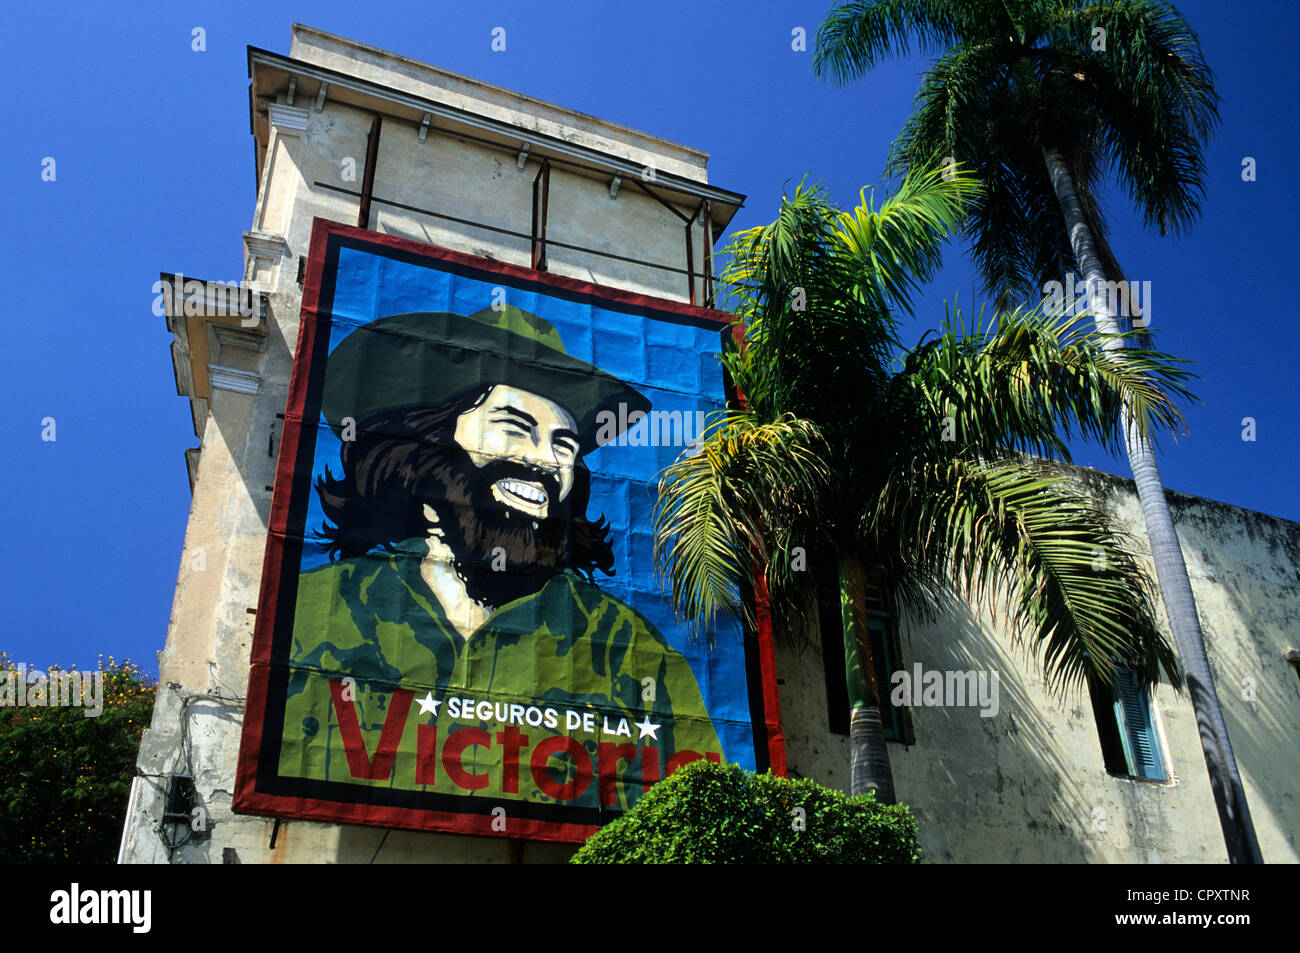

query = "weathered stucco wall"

[
  {"left": 775, "top": 468, "right": 1300, "bottom": 864},
  {"left": 287, "top": 24, "right": 712, "bottom": 185}
]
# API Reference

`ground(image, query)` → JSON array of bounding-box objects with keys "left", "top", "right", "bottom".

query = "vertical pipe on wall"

[
  {"left": 531, "top": 158, "right": 551, "bottom": 271},
  {"left": 684, "top": 205, "right": 697, "bottom": 306},
  {"left": 357, "top": 114, "right": 382, "bottom": 230},
  {"left": 701, "top": 200, "right": 714, "bottom": 308}
]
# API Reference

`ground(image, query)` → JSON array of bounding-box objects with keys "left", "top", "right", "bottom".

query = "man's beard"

[{"left": 417, "top": 445, "right": 576, "bottom": 611}]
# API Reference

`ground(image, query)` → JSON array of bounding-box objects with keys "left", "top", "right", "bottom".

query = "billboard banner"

[{"left": 234, "top": 219, "right": 782, "bottom": 842}]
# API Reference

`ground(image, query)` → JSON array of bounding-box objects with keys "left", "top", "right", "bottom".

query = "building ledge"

[
  {"left": 160, "top": 272, "right": 269, "bottom": 444},
  {"left": 247, "top": 30, "right": 745, "bottom": 237}
]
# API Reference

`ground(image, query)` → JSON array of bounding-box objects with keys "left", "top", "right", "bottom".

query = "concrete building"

[
  {"left": 776, "top": 469, "right": 1300, "bottom": 863},
  {"left": 119, "top": 24, "right": 1300, "bottom": 864}
]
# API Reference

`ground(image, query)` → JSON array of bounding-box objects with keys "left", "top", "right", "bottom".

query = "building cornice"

[{"left": 246, "top": 46, "right": 746, "bottom": 218}]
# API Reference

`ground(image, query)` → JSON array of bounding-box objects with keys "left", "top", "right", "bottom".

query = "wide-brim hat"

[{"left": 321, "top": 305, "right": 650, "bottom": 454}]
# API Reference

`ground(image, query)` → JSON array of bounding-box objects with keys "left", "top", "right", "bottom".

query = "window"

[
  {"left": 814, "top": 555, "right": 909, "bottom": 742},
  {"left": 1088, "top": 668, "right": 1167, "bottom": 781}
]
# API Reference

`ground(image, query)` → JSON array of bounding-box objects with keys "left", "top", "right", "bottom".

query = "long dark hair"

[{"left": 313, "top": 385, "right": 616, "bottom": 581}]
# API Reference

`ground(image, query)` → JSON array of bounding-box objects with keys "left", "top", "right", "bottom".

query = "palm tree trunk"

[
  {"left": 838, "top": 550, "right": 896, "bottom": 803},
  {"left": 1042, "top": 145, "right": 1263, "bottom": 864}
]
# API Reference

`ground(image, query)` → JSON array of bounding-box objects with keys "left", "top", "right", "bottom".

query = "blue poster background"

[{"left": 298, "top": 244, "right": 756, "bottom": 769}]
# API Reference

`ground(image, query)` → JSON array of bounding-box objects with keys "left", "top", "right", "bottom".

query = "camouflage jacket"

[{"left": 277, "top": 542, "right": 724, "bottom": 816}]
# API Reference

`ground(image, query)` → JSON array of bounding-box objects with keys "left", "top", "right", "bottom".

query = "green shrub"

[
  {"left": 0, "top": 654, "right": 156, "bottom": 863},
  {"left": 572, "top": 760, "right": 922, "bottom": 864}
]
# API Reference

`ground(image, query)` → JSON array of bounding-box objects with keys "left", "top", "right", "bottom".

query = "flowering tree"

[{"left": 0, "top": 653, "right": 155, "bottom": 863}]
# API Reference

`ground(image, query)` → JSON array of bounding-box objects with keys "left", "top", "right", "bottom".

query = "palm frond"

[
  {"left": 718, "top": 170, "right": 977, "bottom": 429},
  {"left": 813, "top": 0, "right": 1001, "bottom": 85},
  {"left": 653, "top": 412, "right": 832, "bottom": 643},
  {"left": 864, "top": 0, "right": 1218, "bottom": 301},
  {"left": 832, "top": 164, "right": 980, "bottom": 316},
  {"left": 894, "top": 301, "right": 1196, "bottom": 461},
  {"left": 872, "top": 455, "right": 1182, "bottom": 693},
  {"left": 1051, "top": 0, "right": 1220, "bottom": 235}
]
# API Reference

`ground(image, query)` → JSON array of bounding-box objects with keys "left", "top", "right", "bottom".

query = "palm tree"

[
  {"left": 653, "top": 169, "right": 1189, "bottom": 804},
  {"left": 813, "top": 0, "right": 1262, "bottom": 864}
]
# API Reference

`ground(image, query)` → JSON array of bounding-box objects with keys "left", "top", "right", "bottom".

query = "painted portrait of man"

[
  {"left": 277, "top": 304, "right": 725, "bottom": 819},
  {"left": 233, "top": 224, "right": 770, "bottom": 840}
]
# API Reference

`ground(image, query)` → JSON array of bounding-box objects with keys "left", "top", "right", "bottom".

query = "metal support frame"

[
  {"left": 288, "top": 89, "right": 736, "bottom": 296},
  {"left": 531, "top": 158, "right": 551, "bottom": 271},
  {"left": 683, "top": 200, "right": 716, "bottom": 307},
  {"left": 357, "top": 114, "right": 382, "bottom": 230},
  {"left": 684, "top": 205, "right": 697, "bottom": 306},
  {"left": 701, "top": 199, "right": 714, "bottom": 308},
  {"left": 635, "top": 176, "right": 692, "bottom": 223},
  {"left": 315, "top": 181, "right": 698, "bottom": 278},
  {"left": 321, "top": 132, "right": 720, "bottom": 297}
]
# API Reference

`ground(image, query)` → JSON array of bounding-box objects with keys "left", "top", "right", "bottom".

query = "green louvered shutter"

[
  {"left": 1113, "top": 669, "right": 1166, "bottom": 780},
  {"left": 868, "top": 616, "right": 902, "bottom": 741}
]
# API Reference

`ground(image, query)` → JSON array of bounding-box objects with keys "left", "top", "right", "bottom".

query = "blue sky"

[{"left": 3, "top": 0, "right": 1296, "bottom": 676}]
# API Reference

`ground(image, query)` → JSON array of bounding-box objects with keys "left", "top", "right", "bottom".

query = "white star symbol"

[
  {"left": 634, "top": 716, "right": 661, "bottom": 741},
  {"left": 416, "top": 692, "right": 441, "bottom": 716}
]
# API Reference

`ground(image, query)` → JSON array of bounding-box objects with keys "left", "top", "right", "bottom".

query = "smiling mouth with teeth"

[{"left": 495, "top": 478, "right": 550, "bottom": 515}]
